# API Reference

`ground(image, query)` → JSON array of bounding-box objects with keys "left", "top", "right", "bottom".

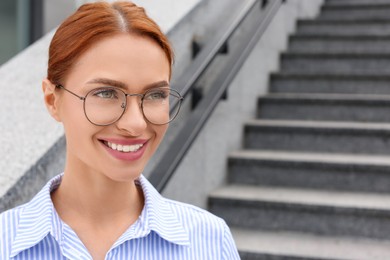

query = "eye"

[
  {"left": 92, "top": 88, "right": 119, "bottom": 99},
  {"left": 144, "top": 88, "right": 169, "bottom": 101}
]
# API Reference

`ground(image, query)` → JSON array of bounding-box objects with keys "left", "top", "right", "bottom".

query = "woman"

[{"left": 0, "top": 2, "right": 240, "bottom": 259}]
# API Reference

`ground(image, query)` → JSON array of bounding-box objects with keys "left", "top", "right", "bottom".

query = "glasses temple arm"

[{"left": 56, "top": 85, "right": 85, "bottom": 100}]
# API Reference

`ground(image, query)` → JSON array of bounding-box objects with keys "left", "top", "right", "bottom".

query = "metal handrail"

[
  {"left": 172, "top": 0, "right": 257, "bottom": 98},
  {"left": 150, "top": 0, "right": 284, "bottom": 192},
  {"left": 168, "top": 0, "right": 258, "bottom": 111}
]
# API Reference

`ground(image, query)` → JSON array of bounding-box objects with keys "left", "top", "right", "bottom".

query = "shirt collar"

[
  {"left": 114, "top": 175, "right": 190, "bottom": 247},
  {"left": 10, "top": 174, "right": 190, "bottom": 257}
]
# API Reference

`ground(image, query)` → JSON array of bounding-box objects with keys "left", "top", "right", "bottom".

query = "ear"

[{"left": 42, "top": 79, "right": 62, "bottom": 122}]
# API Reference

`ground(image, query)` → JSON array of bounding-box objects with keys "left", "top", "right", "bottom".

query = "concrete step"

[
  {"left": 233, "top": 228, "right": 390, "bottom": 260},
  {"left": 289, "top": 35, "right": 390, "bottom": 54},
  {"left": 209, "top": 185, "right": 390, "bottom": 239},
  {"left": 257, "top": 93, "right": 390, "bottom": 122},
  {"left": 229, "top": 150, "right": 390, "bottom": 193},
  {"left": 244, "top": 119, "right": 390, "bottom": 154},
  {"left": 281, "top": 53, "right": 390, "bottom": 75},
  {"left": 296, "top": 20, "right": 390, "bottom": 37},
  {"left": 319, "top": 4, "right": 390, "bottom": 22},
  {"left": 270, "top": 73, "right": 390, "bottom": 95},
  {"left": 326, "top": 0, "right": 390, "bottom": 6}
]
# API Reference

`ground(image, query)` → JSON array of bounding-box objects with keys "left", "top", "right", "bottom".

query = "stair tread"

[
  {"left": 232, "top": 228, "right": 390, "bottom": 259},
  {"left": 323, "top": 3, "right": 390, "bottom": 9},
  {"left": 226, "top": 0, "right": 390, "bottom": 255},
  {"left": 230, "top": 150, "right": 390, "bottom": 167},
  {"left": 290, "top": 35, "right": 390, "bottom": 40},
  {"left": 272, "top": 73, "right": 390, "bottom": 79},
  {"left": 210, "top": 185, "right": 390, "bottom": 211},
  {"left": 246, "top": 119, "right": 390, "bottom": 131},
  {"left": 262, "top": 93, "right": 390, "bottom": 102},
  {"left": 326, "top": 0, "right": 390, "bottom": 6},
  {"left": 282, "top": 52, "right": 390, "bottom": 58},
  {"left": 298, "top": 19, "right": 390, "bottom": 25},
  {"left": 222, "top": 0, "right": 390, "bottom": 256}
]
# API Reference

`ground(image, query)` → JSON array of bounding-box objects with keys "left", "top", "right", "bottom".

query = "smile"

[{"left": 104, "top": 141, "right": 144, "bottom": 153}]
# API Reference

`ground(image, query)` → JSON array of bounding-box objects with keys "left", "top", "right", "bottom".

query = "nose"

[{"left": 116, "top": 97, "right": 147, "bottom": 136}]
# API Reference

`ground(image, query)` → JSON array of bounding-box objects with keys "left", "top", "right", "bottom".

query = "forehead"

[{"left": 64, "top": 34, "right": 170, "bottom": 92}]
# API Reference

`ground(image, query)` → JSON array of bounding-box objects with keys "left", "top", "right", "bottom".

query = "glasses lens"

[
  {"left": 142, "top": 88, "right": 182, "bottom": 125},
  {"left": 84, "top": 88, "right": 126, "bottom": 126}
]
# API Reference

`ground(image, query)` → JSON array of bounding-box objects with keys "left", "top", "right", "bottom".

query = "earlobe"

[{"left": 42, "top": 79, "right": 62, "bottom": 122}]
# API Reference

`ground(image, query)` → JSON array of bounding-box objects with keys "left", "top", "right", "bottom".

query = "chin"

[{"left": 104, "top": 169, "right": 143, "bottom": 183}]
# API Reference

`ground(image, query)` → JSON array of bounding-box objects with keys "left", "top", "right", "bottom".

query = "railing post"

[
  {"left": 218, "top": 42, "right": 229, "bottom": 55},
  {"left": 191, "top": 87, "right": 203, "bottom": 110},
  {"left": 192, "top": 39, "right": 202, "bottom": 59},
  {"left": 261, "top": 0, "right": 268, "bottom": 9}
]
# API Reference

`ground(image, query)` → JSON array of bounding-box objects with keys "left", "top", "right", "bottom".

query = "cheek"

[
  {"left": 59, "top": 100, "right": 92, "bottom": 140},
  {"left": 59, "top": 98, "right": 86, "bottom": 125},
  {"left": 153, "top": 125, "right": 168, "bottom": 145}
]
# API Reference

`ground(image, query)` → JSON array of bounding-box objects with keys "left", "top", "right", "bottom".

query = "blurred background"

[
  {"left": 0, "top": 0, "right": 197, "bottom": 66},
  {"left": 4, "top": 1, "right": 390, "bottom": 258},
  {"left": 0, "top": 0, "right": 74, "bottom": 65}
]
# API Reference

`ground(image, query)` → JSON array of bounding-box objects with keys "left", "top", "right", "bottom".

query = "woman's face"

[{"left": 52, "top": 34, "right": 170, "bottom": 182}]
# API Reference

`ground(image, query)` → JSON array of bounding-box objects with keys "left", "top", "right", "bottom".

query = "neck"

[{"left": 52, "top": 163, "right": 144, "bottom": 225}]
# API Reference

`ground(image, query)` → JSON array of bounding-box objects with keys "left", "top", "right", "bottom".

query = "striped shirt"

[{"left": 0, "top": 174, "right": 240, "bottom": 259}]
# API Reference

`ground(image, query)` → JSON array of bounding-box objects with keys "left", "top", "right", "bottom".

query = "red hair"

[{"left": 47, "top": 1, "right": 174, "bottom": 84}]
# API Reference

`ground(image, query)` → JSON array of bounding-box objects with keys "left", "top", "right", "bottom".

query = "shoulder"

[
  {"left": 139, "top": 175, "right": 228, "bottom": 231},
  {"left": 0, "top": 205, "right": 25, "bottom": 258},
  {"left": 163, "top": 198, "right": 240, "bottom": 259},
  {"left": 0, "top": 174, "right": 61, "bottom": 259},
  {"left": 0, "top": 204, "right": 24, "bottom": 235},
  {"left": 137, "top": 175, "right": 240, "bottom": 258}
]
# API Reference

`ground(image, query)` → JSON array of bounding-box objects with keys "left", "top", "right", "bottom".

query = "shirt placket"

[{"left": 61, "top": 224, "right": 92, "bottom": 260}]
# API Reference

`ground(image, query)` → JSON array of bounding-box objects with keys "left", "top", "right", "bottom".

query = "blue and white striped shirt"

[{"left": 0, "top": 174, "right": 240, "bottom": 259}]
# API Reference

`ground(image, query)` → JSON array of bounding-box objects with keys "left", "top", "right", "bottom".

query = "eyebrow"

[
  {"left": 86, "top": 78, "right": 170, "bottom": 91},
  {"left": 87, "top": 78, "right": 126, "bottom": 89}
]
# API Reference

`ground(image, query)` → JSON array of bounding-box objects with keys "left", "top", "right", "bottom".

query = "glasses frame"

[{"left": 55, "top": 84, "right": 183, "bottom": 126}]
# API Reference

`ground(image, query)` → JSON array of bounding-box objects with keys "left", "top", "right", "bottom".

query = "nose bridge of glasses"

[
  {"left": 125, "top": 93, "right": 143, "bottom": 98},
  {"left": 124, "top": 93, "right": 144, "bottom": 104},
  {"left": 122, "top": 93, "right": 144, "bottom": 113}
]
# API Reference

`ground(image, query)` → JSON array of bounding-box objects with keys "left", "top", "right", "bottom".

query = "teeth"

[{"left": 106, "top": 142, "right": 143, "bottom": 153}]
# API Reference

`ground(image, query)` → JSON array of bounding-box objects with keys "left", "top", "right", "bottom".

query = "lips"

[{"left": 99, "top": 138, "right": 148, "bottom": 161}]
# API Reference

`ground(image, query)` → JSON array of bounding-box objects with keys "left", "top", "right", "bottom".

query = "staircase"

[{"left": 208, "top": 0, "right": 390, "bottom": 259}]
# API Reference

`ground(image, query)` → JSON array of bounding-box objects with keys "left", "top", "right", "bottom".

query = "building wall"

[
  {"left": 44, "top": 0, "right": 76, "bottom": 33},
  {"left": 0, "top": 0, "right": 18, "bottom": 65},
  {"left": 0, "top": 0, "right": 201, "bottom": 65},
  {"left": 75, "top": 0, "right": 202, "bottom": 33}
]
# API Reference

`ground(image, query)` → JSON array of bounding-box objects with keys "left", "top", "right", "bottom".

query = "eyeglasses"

[{"left": 55, "top": 84, "right": 183, "bottom": 126}]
